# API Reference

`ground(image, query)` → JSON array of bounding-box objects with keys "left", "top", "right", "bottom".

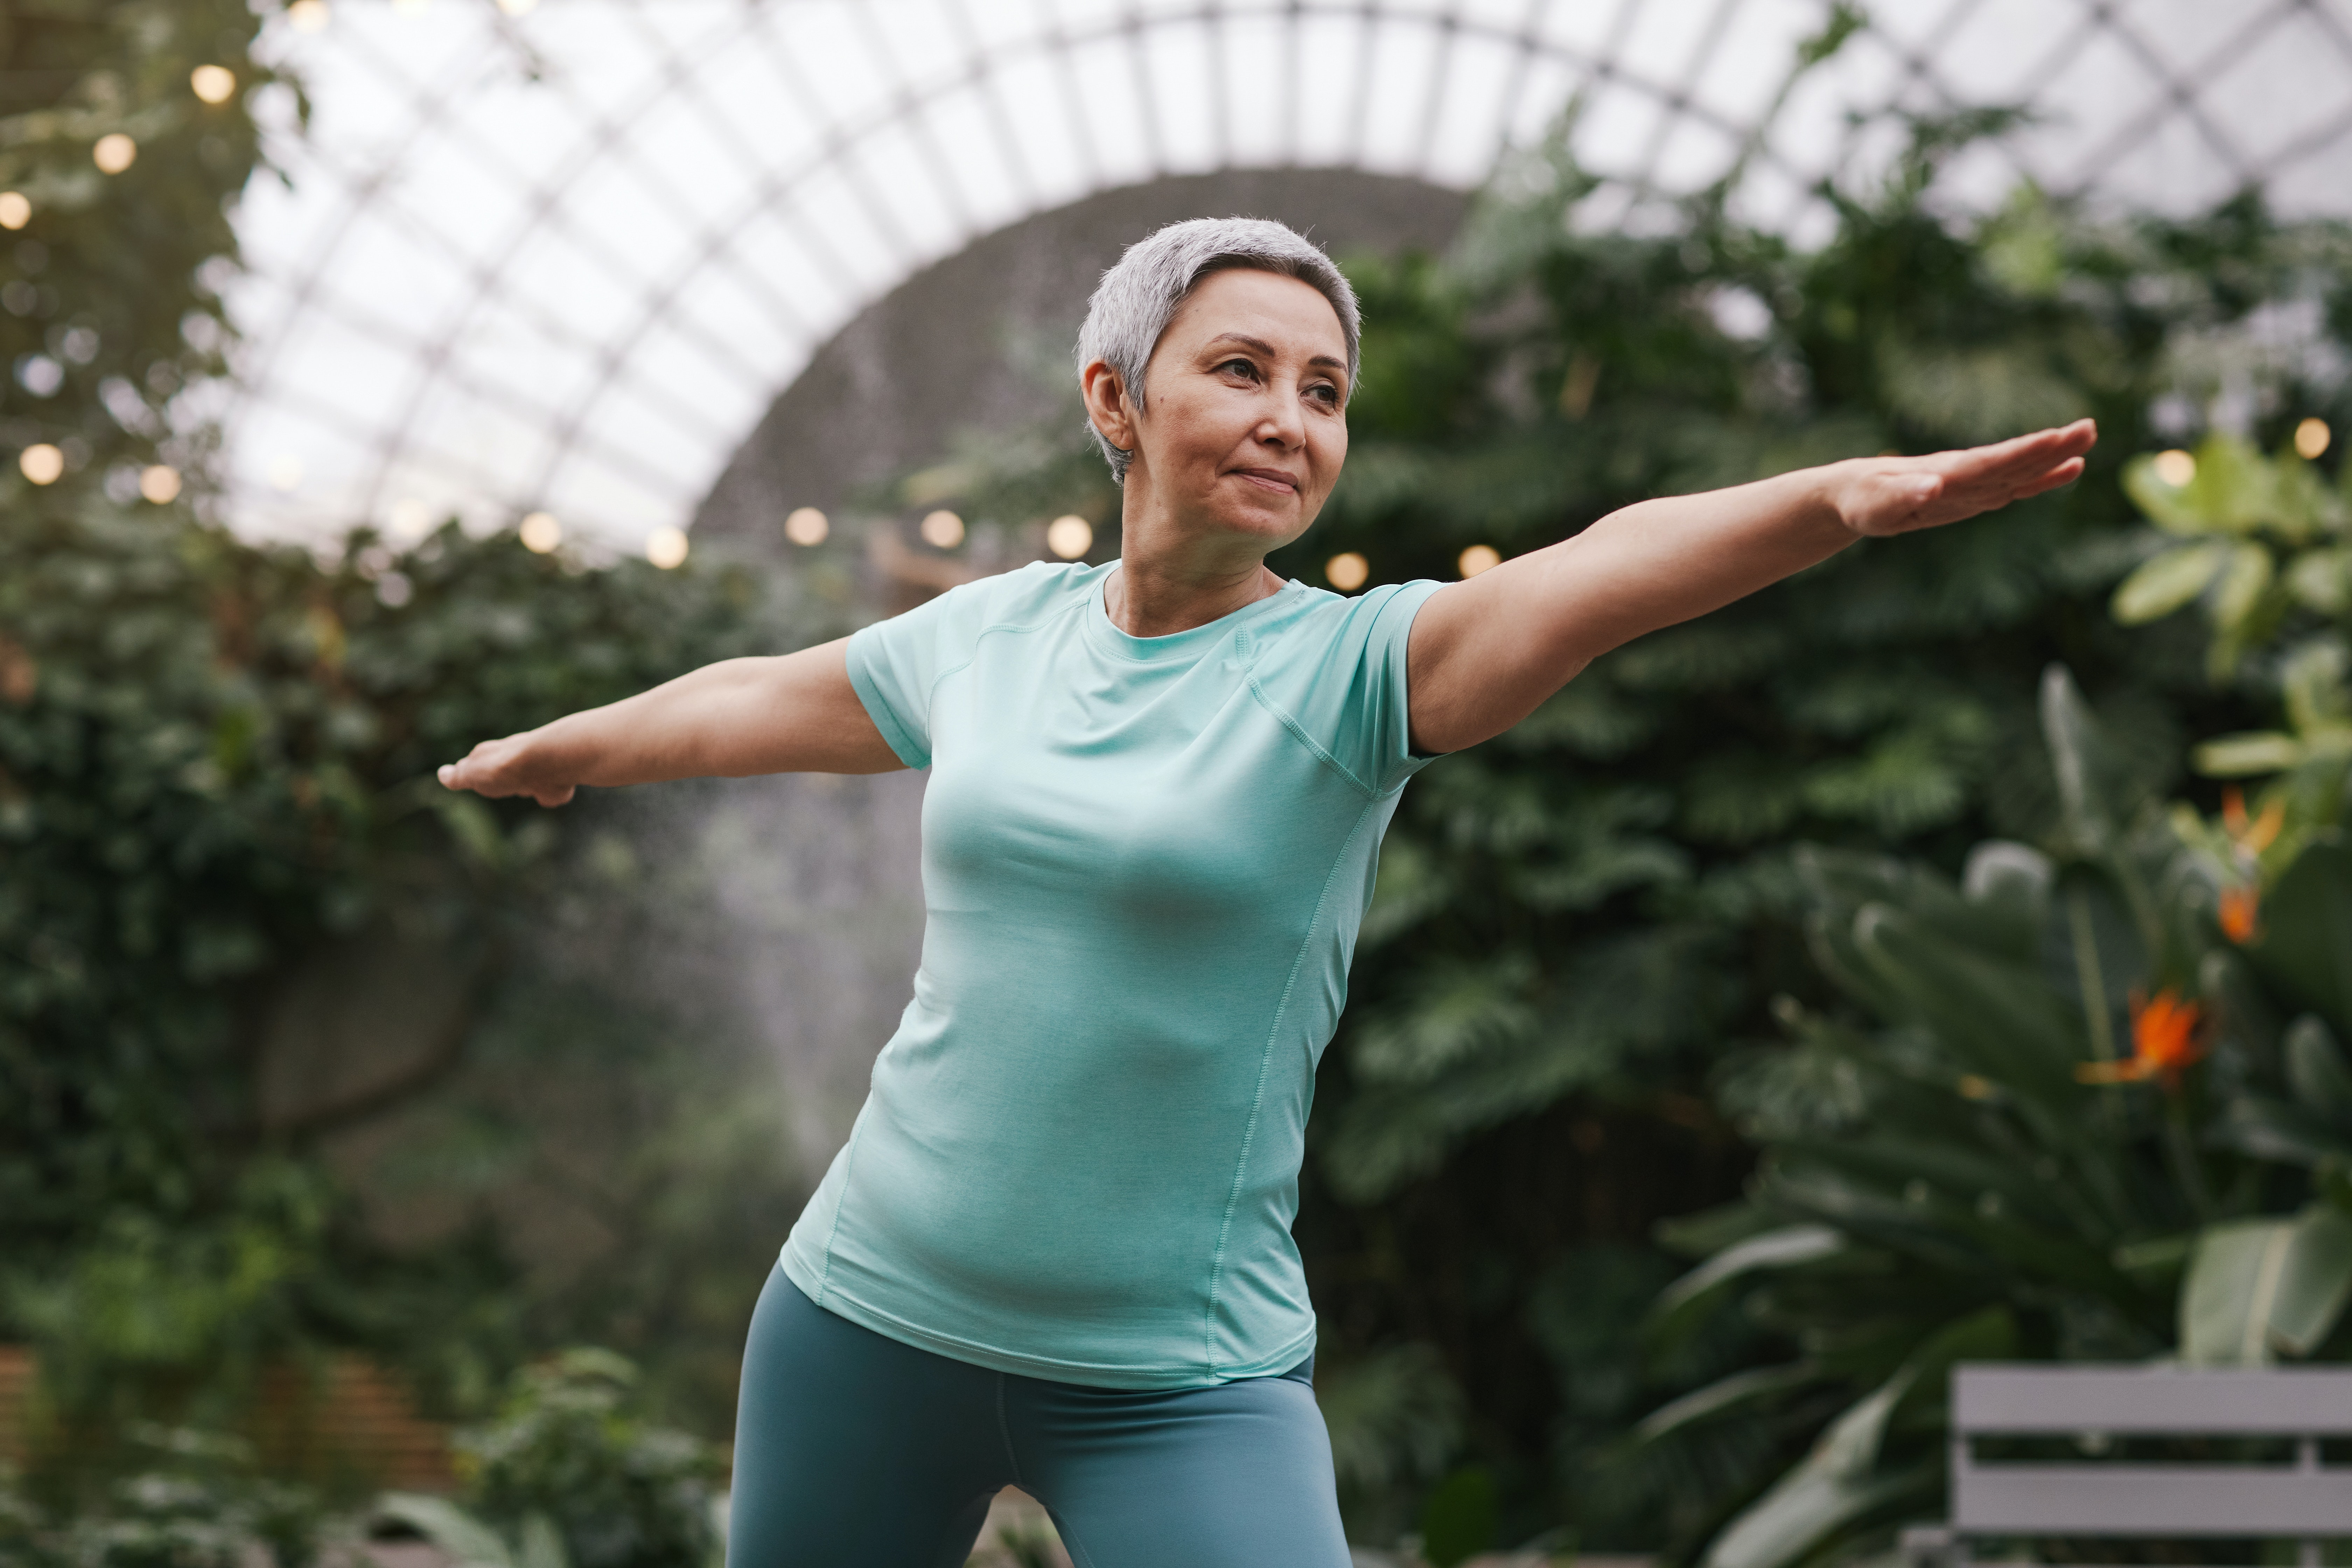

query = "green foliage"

[
  {"left": 378, "top": 1350, "right": 726, "bottom": 1568},
  {"left": 1, "top": 0, "right": 292, "bottom": 486},
  {"left": 1648, "top": 671, "right": 2352, "bottom": 1568},
  {"left": 2, "top": 0, "right": 812, "bottom": 1471},
  {"left": 0, "top": 1431, "right": 331, "bottom": 1568}
]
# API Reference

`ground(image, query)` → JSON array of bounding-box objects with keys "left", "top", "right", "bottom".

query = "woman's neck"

[{"left": 1103, "top": 554, "right": 1284, "bottom": 638}]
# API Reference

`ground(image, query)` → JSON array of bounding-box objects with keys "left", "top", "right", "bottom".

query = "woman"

[{"left": 440, "top": 217, "right": 2094, "bottom": 1565}]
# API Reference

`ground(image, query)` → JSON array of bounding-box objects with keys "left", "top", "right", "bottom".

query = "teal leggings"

[{"left": 725, "top": 1269, "right": 1350, "bottom": 1567}]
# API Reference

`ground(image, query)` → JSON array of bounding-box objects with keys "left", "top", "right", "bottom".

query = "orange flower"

[
  {"left": 2218, "top": 884, "right": 2260, "bottom": 944},
  {"left": 2076, "top": 989, "right": 2207, "bottom": 1089},
  {"left": 2221, "top": 787, "right": 2284, "bottom": 855}
]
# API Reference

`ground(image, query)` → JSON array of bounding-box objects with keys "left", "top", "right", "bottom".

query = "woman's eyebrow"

[{"left": 1201, "top": 333, "right": 1347, "bottom": 378}]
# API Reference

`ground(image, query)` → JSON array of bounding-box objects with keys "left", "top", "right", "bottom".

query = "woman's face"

[{"left": 1092, "top": 266, "right": 1350, "bottom": 557}]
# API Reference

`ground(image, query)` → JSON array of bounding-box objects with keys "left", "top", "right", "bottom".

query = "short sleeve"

[
  {"left": 1250, "top": 579, "right": 1444, "bottom": 796},
  {"left": 845, "top": 579, "right": 997, "bottom": 769}
]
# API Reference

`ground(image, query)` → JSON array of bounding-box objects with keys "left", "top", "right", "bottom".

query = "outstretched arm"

[
  {"left": 438, "top": 637, "right": 902, "bottom": 806},
  {"left": 1405, "top": 419, "right": 2098, "bottom": 755}
]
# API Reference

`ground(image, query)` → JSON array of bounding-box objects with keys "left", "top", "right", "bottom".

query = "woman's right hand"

[{"left": 439, "top": 732, "right": 576, "bottom": 807}]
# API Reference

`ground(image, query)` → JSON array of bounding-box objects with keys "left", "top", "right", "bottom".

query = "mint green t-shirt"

[{"left": 780, "top": 560, "right": 1442, "bottom": 1390}]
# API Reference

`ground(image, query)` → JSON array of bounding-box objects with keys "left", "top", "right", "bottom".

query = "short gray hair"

[{"left": 1075, "top": 217, "right": 1361, "bottom": 484}]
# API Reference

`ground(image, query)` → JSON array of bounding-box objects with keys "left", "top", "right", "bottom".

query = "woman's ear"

[{"left": 1081, "top": 359, "right": 1136, "bottom": 453}]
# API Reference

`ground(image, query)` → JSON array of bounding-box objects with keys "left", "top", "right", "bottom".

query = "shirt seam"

[
  {"left": 1199, "top": 792, "right": 1384, "bottom": 1379},
  {"left": 809, "top": 1111, "right": 871, "bottom": 1309},
  {"left": 1240, "top": 671, "right": 1384, "bottom": 800},
  {"left": 913, "top": 594, "right": 1092, "bottom": 741},
  {"left": 1081, "top": 582, "right": 1305, "bottom": 664}
]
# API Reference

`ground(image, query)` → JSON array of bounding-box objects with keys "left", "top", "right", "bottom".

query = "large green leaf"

[
  {"left": 1651, "top": 1225, "right": 1846, "bottom": 1350},
  {"left": 2180, "top": 1204, "right": 2352, "bottom": 1364},
  {"left": 1698, "top": 1309, "right": 2011, "bottom": 1568},
  {"left": 2286, "top": 1014, "right": 2352, "bottom": 1130},
  {"left": 2038, "top": 665, "right": 2141, "bottom": 856},
  {"left": 375, "top": 1495, "right": 518, "bottom": 1568},
  {"left": 1637, "top": 1362, "right": 1827, "bottom": 1442},
  {"left": 2110, "top": 542, "right": 2228, "bottom": 624},
  {"left": 2246, "top": 841, "right": 2352, "bottom": 1036},
  {"left": 1848, "top": 904, "right": 2085, "bottom": 1107}
]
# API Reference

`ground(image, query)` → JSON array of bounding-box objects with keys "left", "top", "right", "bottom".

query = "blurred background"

[{"left": 6, "top": 1, "right": 2352, "bottom": 1565}]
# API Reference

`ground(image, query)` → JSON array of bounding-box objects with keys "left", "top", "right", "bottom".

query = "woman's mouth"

[{"left": 1232, "top": 468, "right": 1299, "bottom": 493}]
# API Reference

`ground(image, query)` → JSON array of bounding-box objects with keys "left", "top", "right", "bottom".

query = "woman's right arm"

[{"left": 437, "top": 637, "right": 903, "bottom": 806}]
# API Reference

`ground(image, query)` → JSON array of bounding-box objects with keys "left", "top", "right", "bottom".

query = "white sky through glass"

[{"left": 223, "top": 0, "right": 2352, "bottom": 553}]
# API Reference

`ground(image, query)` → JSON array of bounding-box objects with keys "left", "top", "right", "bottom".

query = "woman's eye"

[
  {"left": 1308, "top": 383, "right": 1339, "bottom": 406},
  {"left": 1219, "top": 358, "right": 1258, "bottom": 379}
]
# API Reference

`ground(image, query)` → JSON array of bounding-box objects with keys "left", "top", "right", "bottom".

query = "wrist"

[{"left": 1813, "top": 460, "right": 1858, "bottom": 535}]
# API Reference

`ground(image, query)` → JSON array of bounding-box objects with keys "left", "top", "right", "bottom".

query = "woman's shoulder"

[
  {"left": 1248, "top": 577, "right": 1440, "bottom": 653},
  {"left": 955, "top": 558, "right": 1101, "bottom": 622}
]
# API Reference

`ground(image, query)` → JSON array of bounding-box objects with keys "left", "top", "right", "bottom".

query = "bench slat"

[
  {"left": 1954, "top": 1466, "right": 2352, "bottom": 1534},
  {"left": 1954, "top": 1366, "right": 2352, "bottom": 1433}
]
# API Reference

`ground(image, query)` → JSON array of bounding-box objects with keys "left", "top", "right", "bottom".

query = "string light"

[
  {"left": 784, "top": 506, "right": 828, "bottom": 545},
  {"left": 1326, "top": 552, "right": 1369, "bottom": 591},
  {"left": 1045, "top": 515, "right": 1092, "bottom": 560},
  {"left": 496, "top": 0, "right": 538, "bottom": 14},
  {"left": 1458, "top": 544, "right": 1501, "bottom": 577},
  {"left": 2296, "top": 418, "right": 2332, "bottom": 460},
  {"left": 267, "top": 454, "right": 302, "bottom": 492},
  {"left": 139, "top": 464, "right": 181, "bottom": 504},
  {"left": 519, "top": 511, "right": 561, "bottom": 553},
  {"left": 287, "top": 0, "right": 330, "bottom": 30},
  {"left": 19, "top": 444, "right": 64, "bottom": 485},
  {"left": 388, "top": 497, "right": 432, "bottom": 539},
  {"left": 920, "top": 509, "right": 965, "bottom": 548},
  {"left": 0, "top": 192, "right": 28, "bottom": 230},
  {"left": 190, "top": 65, "right": 237, "bottom": 105},
  {"left": 92, "top": 135, "right": 136, "bottom": 175},
  {"left": 646, "top": 526, "right": 689, "bottom": 569},
  {"left": 2152, "top": 449, "right": 2196, "bottom": 487}
]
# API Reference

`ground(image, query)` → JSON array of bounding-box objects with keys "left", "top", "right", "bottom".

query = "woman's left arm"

[{"left": 1405, "top": 418, "right": 2098, "bottom": 755}]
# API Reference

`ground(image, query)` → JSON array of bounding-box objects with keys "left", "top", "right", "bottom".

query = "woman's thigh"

[
  {"left": 1010, "top": 1371, "right": 1351, "bottom": 1568},
  {"left": 726, "top": 1270, "right": 1010, "bottom": 1568}
]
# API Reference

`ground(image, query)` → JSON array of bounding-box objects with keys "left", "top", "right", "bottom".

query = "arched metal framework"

[{"left": 224, "top": 0, "right": 2352, "bottom": 551}]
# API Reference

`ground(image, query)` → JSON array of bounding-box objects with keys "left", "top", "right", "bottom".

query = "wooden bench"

[{"left": 1902, "top": 1364, "right": 2352, "bottom": 1568}]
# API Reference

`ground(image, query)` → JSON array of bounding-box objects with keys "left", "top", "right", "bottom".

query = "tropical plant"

[
  {"left": 376, "top": 1350, "right": 726, "bottom": 1568},
  {"left": 1639, "top": 664, "right": 2352, "bottom": 1568}
]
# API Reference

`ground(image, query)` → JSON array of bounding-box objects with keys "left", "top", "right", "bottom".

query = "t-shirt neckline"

[{"left": 1084, "top": 563, "right": 1303, "bottom": 663}]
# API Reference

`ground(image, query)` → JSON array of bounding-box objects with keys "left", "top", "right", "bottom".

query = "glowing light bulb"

[
  {"left": 646, "top": 526, "right": 689, "bottom": 569},
  {"left": 496, "top": 0, "right": 537, "bottom": 14},
  {"left": 139, "top": 464, "right": 181, "bottom": 504},
  {"left": 519, "top": 511, "right": 561, "bottom": 553},
  {"left": 1045, "top": 515, "right": 1092, "bottom": 560},
  {"left": 0, "top": 192, "right": 28, "bottom": 230},
  {"left": 267, "top": 455, "right": 303, "bottom": 492},
  {"left": 19, "top": 444, "right": 64, "bottom": 484},
  {"left": 2295, "top": 418, "right": 2331, "bottom": 461},
  {"left": 2153, "top": 449, "right": 2196, "bottom": 487},
  {"left": 92, "top": 134, "right": 136, "bottom": 175},
  {"left": 190, "top": 65, "right": 236, "bottom": 104},
  {"left": 920, "top": 509, "right": 965, "bottom": 548},
  {"left": 287, "top": 0, "right": 330, "bottom": 30},
  {"left": 1326, "top": 552, "right": 1369, "bottom": 592},
  {"left": 1457, "top": 544, "right": 1501, "bottom": 578},
  {"left": 784, "top": 506, "right": 828, "bottom": 546}
]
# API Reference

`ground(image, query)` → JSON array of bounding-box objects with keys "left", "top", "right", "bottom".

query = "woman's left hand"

[{"left": 1832, "top": 417, "right": 2097, "bottom": 538}]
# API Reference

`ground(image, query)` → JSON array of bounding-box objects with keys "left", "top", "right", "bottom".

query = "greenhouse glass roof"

[{"left": 226, "top": 0, "right": 2352, "bottom": 552}]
